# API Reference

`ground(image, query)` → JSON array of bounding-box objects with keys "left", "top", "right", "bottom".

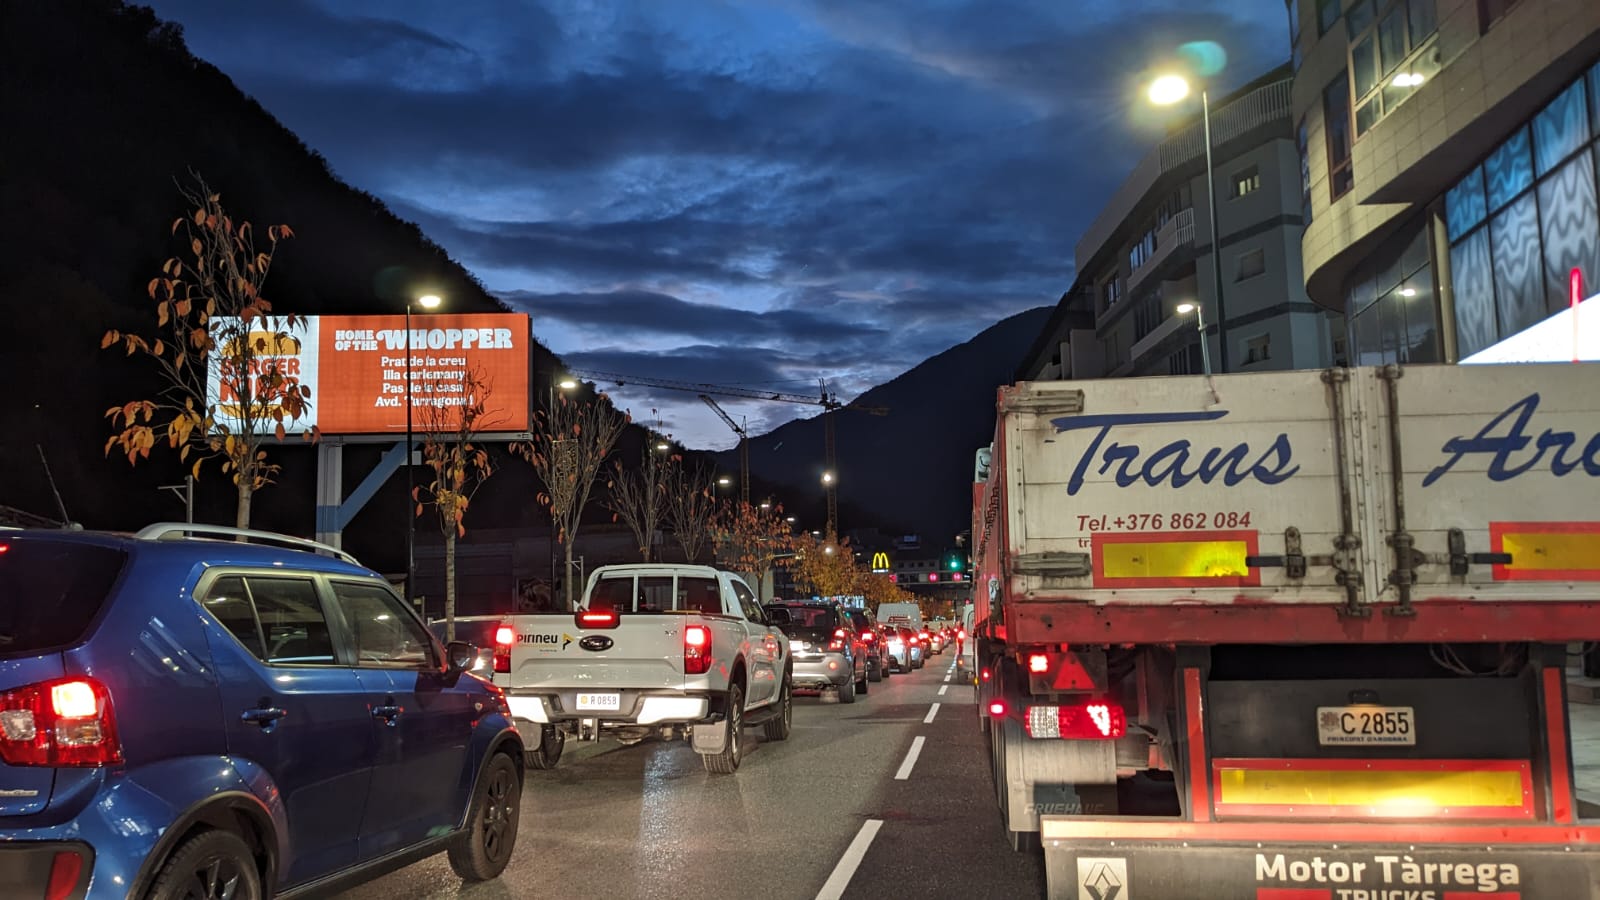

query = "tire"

[
  {"left": 448, "top": 752, "right": 522, "bottom": 881},
  {"left": 837, "top": 674, "right": 856, "bottom": 704},
  {"left": 867, "top": 657, "right": 883, "bottom": 682},
  {"left": 763, "top": 677, "right": 792, "bottom": 741},
  {"left": 855, "top": 663, "right": 869, "bottom": 695},
  {"left": 525, "top": 725, "right": 564, "bottom": 770},
  {"left": 703, "top": 682, "right": 744, "bottom": 773},
  {"left": 146, "top": 829, "right": 262, "bottom": 900}
]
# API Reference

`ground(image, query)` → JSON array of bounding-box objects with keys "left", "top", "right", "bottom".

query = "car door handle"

[
  {"left": 241, "top": 707, "right": 287, "bottom": 728},
  {"left": 371, "top": 704, "right": 403, "bottom": 725}
]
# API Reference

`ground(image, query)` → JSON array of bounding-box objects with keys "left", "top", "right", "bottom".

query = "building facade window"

[
  {"left": 1232, "top": 165, "right": 1261, "bottom": 198},
  {"left": 1346, "top": 221, "right": 1439, "bottom": 365},
  {"left": 1243, "top": 333, "right": 1272, "bottom": 365},
  {"left": 1100, "top": 275, "right": 1123, "bottom": 311},
  {"left": 1478, "top": 0, "right": 1520, "bottom": 34},
  {"left": 1236, "top": 247, "right": 1267, "bottom": 281},
  {"left": 1443, "top": 62, "right": 1600, "bottom": 358},
  {"left": 1347, "top": 0, "right": 1439, "bottom": 138},
  {"left": 1324, "top": 70, "right": 1355, "bottom": 200},
  {"left": 1317, "top": 0, "right": 1340, "bottom": 36},
  {"left": 1297, "top": 116, "right": 1313, "bottom": 223},
  {"left": 1167, "top": 344, "right": 1203, "bottom": 376}
]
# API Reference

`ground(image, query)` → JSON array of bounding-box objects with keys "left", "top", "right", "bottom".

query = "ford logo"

[{"left": 578, "top": 635, "right": 613, "bottom": 652}]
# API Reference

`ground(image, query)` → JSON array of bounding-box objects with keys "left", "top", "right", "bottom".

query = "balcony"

[
  {"left": 1126, "top": 208, "right": 1195, "bottom": 294},
  {"left": 1075, "top": 77, "right": 1292, "bottom": 274}
]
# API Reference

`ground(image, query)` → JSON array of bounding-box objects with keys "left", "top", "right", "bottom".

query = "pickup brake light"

[
  {"left": 576, "top": 610, "right": 620, "bottom": 629},
  {"left": 493, "top": 625, "right": 515, "bottom": 673},
  {"left": 684, "top": 625, "right": 713, "bottom": 674}
]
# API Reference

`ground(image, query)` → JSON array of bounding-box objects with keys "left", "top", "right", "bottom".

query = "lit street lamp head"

[
  {"left": 417, "top": 293, "right": 442, "bottom": 309},
  {"left": 821, "top": 471, "right": 835, "bottom": 485},
  {"left": 1176, "top": 302, "right": 1197, "bottom": 315},
  {"left": 1148, "top": 74, "right": 1190, "bottom": 106},
  {"left": 718, "top": 476, "right": 732, "bottom": 487},
  {"left": 558, "top": 378, "right": 577, "bottom": 390}
]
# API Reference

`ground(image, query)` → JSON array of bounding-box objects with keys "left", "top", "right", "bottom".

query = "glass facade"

[
  {"left": 1443, "top": 61, "right": 1600, "bottom": 357},
  {"left": 1348, "top": 222, "right": 1439, "bottom": 365}
]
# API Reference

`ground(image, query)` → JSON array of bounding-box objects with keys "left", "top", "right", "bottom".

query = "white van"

[{"left": 876, "top": 602, "right": 922, "bottom": 631}]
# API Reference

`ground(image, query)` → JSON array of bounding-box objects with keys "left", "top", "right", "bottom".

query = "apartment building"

[
  {"left": 1291, "top": 0, "right": 1600, "bottom": 363},
  {"left": 1021, "top": 65, "right": 1342, "bottom": 382}
]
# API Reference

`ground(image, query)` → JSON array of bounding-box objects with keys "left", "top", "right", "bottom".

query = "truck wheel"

[
  {"left": 763, "top": 677, "right": 792, "bottom": 741},
  {"left": 703, "top": 683, "right": 744, "bottom": 774},
  {"left": 837, "top": 675, "right": 857, "bottom": 704},
  {"left": 147, "top": 829, "right": 262, "bottom": 900},
  {"left": 449, "top": 752, "right": 522, "bottom": 880},
  {"left": 525, "top": 725, "right": 564, "bottom": 770}
]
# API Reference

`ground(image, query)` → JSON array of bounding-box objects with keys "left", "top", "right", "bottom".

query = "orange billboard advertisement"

[{"left": 207, "top": 313, "right": 532, "bottom": 436}]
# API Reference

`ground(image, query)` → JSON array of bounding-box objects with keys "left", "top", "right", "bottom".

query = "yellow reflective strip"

[
  {"left": 1500, "top": 532, "right": 1600, "bottom": 571},
  {"left": 1100, "top": 540, "right": 1250, "bottom": 580},
  {"left": 1215, "top": 767, "right": 1525, "bottom": 809}
]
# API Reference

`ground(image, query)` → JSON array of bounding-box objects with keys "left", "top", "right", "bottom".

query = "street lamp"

[
  {"left": 1176, "top": 302, "right": 1213, "bottom": 376},
  {"left": 405, "top": 293, "right": 443, "bottom": 610},
  {"left": 547, "top": 375, "right": 577, "bottom": 602},
  {"left": 1150, "top": 72, "right": 1229, "bottom": 373}
]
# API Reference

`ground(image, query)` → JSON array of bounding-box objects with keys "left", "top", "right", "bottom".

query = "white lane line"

[
  {"left": 816, "top": 818, "right": 884, "bottom": 900},
  {"left": 894, "top": 736, "right": 926, "bottom": 780},
  {"left": 924, "top": 703, "right": 940, "bottom": 724},
  {"left": 938, "top": 684, "right": 949, "bottom": 696}
]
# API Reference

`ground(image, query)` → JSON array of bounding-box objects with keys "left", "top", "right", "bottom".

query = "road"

[{"left": 332, "top": 652, "right": 1045, "bottom": 900}]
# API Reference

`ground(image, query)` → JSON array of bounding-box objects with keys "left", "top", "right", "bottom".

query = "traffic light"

[{"left": 946, "top": 551, "right": 964, "bottom": 572}]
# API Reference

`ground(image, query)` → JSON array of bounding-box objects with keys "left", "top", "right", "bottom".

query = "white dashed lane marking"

[
  {"left": 894, "top": 736, "right": 926, "bottom": 780},
  {"left": 924, "top": 703, "right": 940, "bottom": 723},
  {"left": 815, "top": 819, "right": 883, "bottom": 900}
]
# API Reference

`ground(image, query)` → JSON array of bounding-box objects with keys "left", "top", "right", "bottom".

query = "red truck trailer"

[{"left": 969, "top": 363, "right": 1600, "bottom": 898}]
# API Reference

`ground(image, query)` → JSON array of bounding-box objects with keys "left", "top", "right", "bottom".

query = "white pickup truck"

[{"left": 498, "top": 564, "right": 792, "bottom": 773}]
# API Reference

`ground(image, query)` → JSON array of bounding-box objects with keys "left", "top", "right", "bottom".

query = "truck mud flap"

[
  {"left": 1043, "top": 838, "right": 1600, "bottom": 900},
  {"left": 690, "top": 721, "right": 726, "bottom": 754}
]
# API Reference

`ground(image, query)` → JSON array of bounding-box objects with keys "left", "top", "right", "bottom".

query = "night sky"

[{"left": 143, "top": 0, "right": 1290, "bottom": 449}]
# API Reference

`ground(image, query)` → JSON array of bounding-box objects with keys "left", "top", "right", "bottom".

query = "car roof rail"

[{"left": 134, "top": 522, "right": 362, "bottom": 566}]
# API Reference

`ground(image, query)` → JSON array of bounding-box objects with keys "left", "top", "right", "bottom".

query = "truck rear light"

[
  {"left": 493, "top": 626, "right": 515, "bottom": 674},
  {"left": 987, "top": 699, "right": 1008, "bottom": 717},
  {"left": 980, "top": 667, "right": 992, "bottom": 681},
  {"left": 46, "top": 850, "right": 84, "bottom": 900},
  {"left": 1027, "top": 653, "right": 1050, "bottom": 674},
  {"left": 1024, "top": 701, "right": 1126, "bottom": 740},
  {"left": 0, "top": 677, "right": 122, "bottom": 767},
  {"left": 576, "top": 610, "right": 620, "bottom": 629},
  {"left": 683, "top": 625, "right": 712, "bottom": 675}
]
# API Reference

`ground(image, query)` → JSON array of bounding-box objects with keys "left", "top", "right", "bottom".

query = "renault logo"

[{"left": 578, "top": 635, "right": 614, "bottom": 652}]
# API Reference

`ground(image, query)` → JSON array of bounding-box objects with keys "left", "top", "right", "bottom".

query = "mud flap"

[
  {"left": 998, "top": 716, "right": 1117, "bottom": 835},
  {"left": 690, "top": 721, "right": 726, "bottom": 754}
]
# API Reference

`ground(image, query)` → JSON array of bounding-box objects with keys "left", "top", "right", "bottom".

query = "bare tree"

[
  {"left": 605, "top": 422, "right": 673, "bottom": 562},
  {"left": 514, "top": 393, "right": 628, "bottom": 607},
  {"left": 711, "top": 500, "right": 796, "bottom": 595},
  {"left": 666, "top": 462, "right": 717, "bottom": 563},
  {"left": 102, "top": 175, "right": 315, "bottom": 527},
  {"left": 415, "top": 367, "right": 499, "bottom": 641}
]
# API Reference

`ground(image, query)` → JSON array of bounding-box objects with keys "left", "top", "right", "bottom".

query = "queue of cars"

[{"left": 761, "top": 600, "right": 950, "bottom": 703}]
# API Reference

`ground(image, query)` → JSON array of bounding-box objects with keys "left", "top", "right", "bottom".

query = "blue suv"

[{"left": 0, "top": 524, "right": 525, "bottom": 899}]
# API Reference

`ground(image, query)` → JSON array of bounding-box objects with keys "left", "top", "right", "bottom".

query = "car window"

[
  {"left": 589, "top": 576, "right": 634, "bottom": 611},
  {"left": 0, "top": 538, "right": 124, "bottom": 656},
  {"left": 680, "top": 576, "right": 724, "bottom": 614},
  {"left": 731, "top": 580, "right": 762, "bottom": 621},
  {"left": 248, "top": 576, "right": 339, "bottom": 666},
  {"left": 200, "top": 575, "right": 267, "bottom": 659},
  {"left": 328, "top": 580, "right": 435, "bottom": 669}
]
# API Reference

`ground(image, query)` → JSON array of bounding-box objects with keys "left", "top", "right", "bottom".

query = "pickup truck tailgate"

[{"left": 508, "top": 619, "right": 688, "bottom": 690}]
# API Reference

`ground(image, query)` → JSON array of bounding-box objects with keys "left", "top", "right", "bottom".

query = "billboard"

[{"left": 207, "top": 313, "right": 532, "bottom": 436}]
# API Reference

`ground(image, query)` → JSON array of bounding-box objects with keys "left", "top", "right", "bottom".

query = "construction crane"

[
  {"left": 566, "top": 369, "right": 886, "bottom": 536},
  {"left": 699, "top": 394, "right": 748, "bottom": 506}
]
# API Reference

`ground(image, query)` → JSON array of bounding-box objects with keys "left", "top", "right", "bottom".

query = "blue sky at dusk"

[{"left": 144, "top": 0, "right": 1290, "bottom": 448}]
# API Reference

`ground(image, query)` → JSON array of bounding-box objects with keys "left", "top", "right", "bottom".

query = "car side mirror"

[{"left": 445, "top": 640, "right": 476, "bottom": 673}]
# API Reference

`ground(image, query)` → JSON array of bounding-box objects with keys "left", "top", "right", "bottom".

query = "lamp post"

[
  {"left": 1176, "top": 302, "right": 1214, "bottom": 376},
  {"left": 405, "top": 293, "right": 443, "bottom": 610},
  {"left": 547, "top": 376, "right": 577, "bottom": 603},
  {"left": 1150, "top": 74, "right": 1230, "bottom": 374}
]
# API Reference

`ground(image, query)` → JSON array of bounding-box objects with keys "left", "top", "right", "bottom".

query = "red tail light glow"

[
  {"left": 0, "top": 677, "right": 122, "bottom": 767},
  {"left": 980, "top": 667, "right": 992, "bottom": 681},
  {"left": 684, "top": 625, "right": 713, "bottom": 674},
  {"left": 1027, "top": 653, "right": 1050, "bottom": 674},
  {"left": 1024, "top": 701, "right": 1127, "bottom": 740},
  {"left": 492, "top": 626, "right": 514, "bottom": 673},
  {"left": 987, "top": 700, "right": 1007, "bottom": 717},
  {"left": 860, "top": 631, "right": 876, "bottom": 643},
  {"left": 576, "top": 610, "right": 620, "bottom": 629}
]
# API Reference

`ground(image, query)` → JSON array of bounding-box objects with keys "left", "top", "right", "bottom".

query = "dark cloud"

[{"left": 145, "top": 0, "right": 1291, "bottom": 447}]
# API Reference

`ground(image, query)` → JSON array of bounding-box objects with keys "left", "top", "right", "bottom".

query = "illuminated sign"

[
  {"left": 928, "top": 573, "right": 940, "bottom": 582},
  {"left": 207, "top": 313, "right": 532, "bottom": 436},
  {"left": 1461, "top": 289, "right": 1598, "bottom": 365},
  {"left": 871, "top": 552, "right": 891, "bottom": 573}
]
